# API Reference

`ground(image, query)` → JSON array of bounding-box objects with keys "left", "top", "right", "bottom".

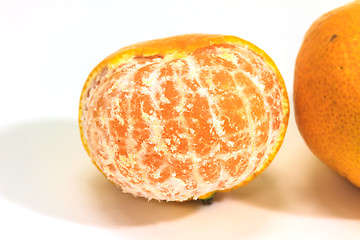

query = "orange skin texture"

[
  {"left": 294, "top": 1, "right": 360, "bottom": 187},
  {"left": 79, "top": 34, "right": 289, "bottom": 201}
]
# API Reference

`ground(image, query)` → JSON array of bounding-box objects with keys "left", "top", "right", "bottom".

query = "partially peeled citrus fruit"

[{"left": 79, "top": 34, "right": 289, "bottom": 202}]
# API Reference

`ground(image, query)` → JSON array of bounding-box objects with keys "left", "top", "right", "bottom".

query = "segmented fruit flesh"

[{"left": 80, "top": 43, "right": 283, "bottom": 201}]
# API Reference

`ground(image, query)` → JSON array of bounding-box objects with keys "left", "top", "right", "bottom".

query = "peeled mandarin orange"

[
  {"left": 294, "top": 1, "right": 360, "bottom": 187},
  {"left": 79, "top": 34, "right": 289, "bottom": 201}
]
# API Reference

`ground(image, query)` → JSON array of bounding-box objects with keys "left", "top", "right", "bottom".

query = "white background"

[{"left": 1, "top": 0, "right": 359, "bottom": 239}]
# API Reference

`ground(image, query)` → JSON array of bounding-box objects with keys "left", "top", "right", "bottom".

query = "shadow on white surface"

[
  {"left": 0, "top": 117, "right": 359, "bottom": 229},
  {"left": 0, "top": 119, "right": 200, "bottom": 227}
]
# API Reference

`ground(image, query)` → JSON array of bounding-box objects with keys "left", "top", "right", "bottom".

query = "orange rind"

[{"left": 294, "top": 1, "right": 360, "bottom": 187}]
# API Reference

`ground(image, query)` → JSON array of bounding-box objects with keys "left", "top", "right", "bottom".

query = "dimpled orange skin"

[
  {"left": 79, "top": 34, "right": 289, "bottom": 201},
  {"left": 294, "top": 1, "right": 360, "bottom": 187}
]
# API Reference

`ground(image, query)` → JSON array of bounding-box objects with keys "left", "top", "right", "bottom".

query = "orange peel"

[{"left": 294, "top": 1, "right": 360, "bottom": 187}]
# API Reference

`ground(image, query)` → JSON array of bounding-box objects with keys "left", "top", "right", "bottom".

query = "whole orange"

[
  {"left": 294, "top": 1, "right": 360, "bottom": 187},
  {"left": 79, "top": 34, "right": 289, "bottom": 201}
]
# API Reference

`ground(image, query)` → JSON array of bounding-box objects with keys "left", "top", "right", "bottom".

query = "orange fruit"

[
  {"left": 294, "top": 1, "right": 360, "bottom": 187},
  {"left": 79, "top": 34, "right": 289, "bottom": 201}
]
